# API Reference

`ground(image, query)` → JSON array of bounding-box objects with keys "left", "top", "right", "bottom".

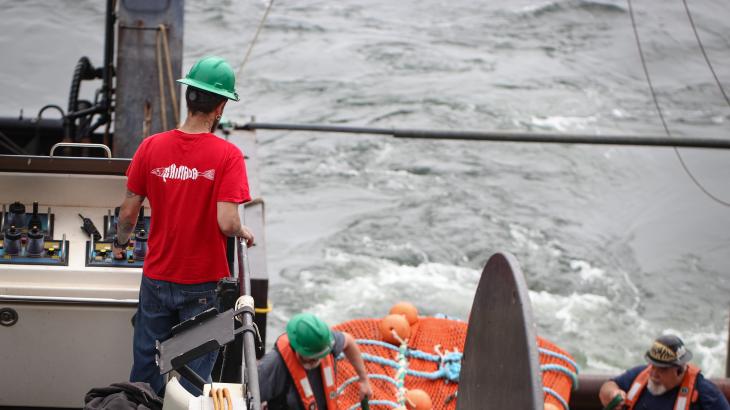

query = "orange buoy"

[
  {"left": 379, "top": 314, "right": 410, "bottom": 345},
  {"left": 405, "top": 389, "right": 432, "bottom": 410},
  {"left": 389, "top": 302, "right": 419, "bottom": 325}
]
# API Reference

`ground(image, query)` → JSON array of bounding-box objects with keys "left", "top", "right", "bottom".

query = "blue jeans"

[{"left": 130, "top": 275, "right": 219, "bottom": 395}]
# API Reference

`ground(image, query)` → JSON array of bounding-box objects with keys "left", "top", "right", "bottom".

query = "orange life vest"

[
  {"left": 625, "top": 364, "right": 700, "bottom": 410},
  {"left": 276, "top": 334, "right": 339, "bottom": 410}
]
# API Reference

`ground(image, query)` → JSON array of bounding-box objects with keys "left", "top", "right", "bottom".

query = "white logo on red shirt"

[{"left": 151, "top": 164, "right": 215, "bottom": 182}]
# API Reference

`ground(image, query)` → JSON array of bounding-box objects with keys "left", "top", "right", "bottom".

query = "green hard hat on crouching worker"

[
  {"left": 177, "top": 56, "right": 239, "bottom": 101},
  {"left": 286, "top": 313, "right": 335, "bottom": 359}
]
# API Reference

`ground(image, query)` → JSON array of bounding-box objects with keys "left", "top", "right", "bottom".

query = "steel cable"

[
  {"left": 627, "top": 0, "right": 730, "bottom": 207},
  {"left": 682, "top": 0, "right": 730, "bottom": 108}
]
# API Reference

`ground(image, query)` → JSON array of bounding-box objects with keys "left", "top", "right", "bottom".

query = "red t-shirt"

[{"left": 126, "top": 129, "right": 250, "bottom": 284}]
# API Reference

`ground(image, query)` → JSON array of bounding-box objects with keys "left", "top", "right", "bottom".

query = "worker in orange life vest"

[
  {"left": 258, "top": 313, "right": 372, "bottom": 410},
  {"left": 598, "top": 334, "right": 730, "bottom": 410}
]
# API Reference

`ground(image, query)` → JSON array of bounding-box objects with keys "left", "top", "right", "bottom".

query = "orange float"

[
  {"left": 389, "top": 302, "right": 419, "bottom": 325},
  {"left": 405, "top": 389, "right": 433, "bottom": 410},
  {"left": 379, "top": 314, "right": 411, "bottom": 345}
]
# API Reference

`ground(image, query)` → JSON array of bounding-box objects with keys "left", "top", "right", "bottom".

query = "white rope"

[
  {"left": 154, "top": 24, "right": 180, "bottom": 131},
  {"left": 236, "top": 0, "right": 275, "bottom": 81},
  {"left": 159, "top": 24, "right": 180, "bottom": 126},
  {"left": 155, "top": 29, "right": 168, "bottom": 130}
]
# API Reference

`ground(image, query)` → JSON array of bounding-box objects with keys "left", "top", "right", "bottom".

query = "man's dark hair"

[{"left": 186, "top": 87, "right": 226, "bottom": 114}]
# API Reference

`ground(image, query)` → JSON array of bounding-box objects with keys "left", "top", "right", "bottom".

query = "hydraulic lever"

[{"left": 78, "top": 213, "right": 101, "bottom": 240}]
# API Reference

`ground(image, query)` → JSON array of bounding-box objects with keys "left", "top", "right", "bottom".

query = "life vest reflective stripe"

[
  {"left": 625, "top": 364, "right": 700, "bottom": 410},
  {"left": 674, "top": 365, "right": 700, "bottom": 410},
  {"left": 625, "top": 370, "right": 650, "bottom": 407},
  {"left": 276, "top": 334, "right": 338, "bottom": 410}
]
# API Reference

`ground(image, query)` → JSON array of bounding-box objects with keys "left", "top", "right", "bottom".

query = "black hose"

[
  {"left": 66, "top": 57, "right": 96, "bottom": 141},
  {"left": 75, "top": 100, "right": 93, "bottom": 140},
  {"left": 87, "top": 113, "right": 110, "bottom": 136},
  {"left": 36, "top": 104, "right": 65, "bottom": 120},
  {"left": 35, "top": 104, "right": 66, "bottom": 146}
]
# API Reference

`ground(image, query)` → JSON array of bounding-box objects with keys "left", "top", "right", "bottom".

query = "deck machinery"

[{"left": 0, "top": 131, "right": 268, "bottom": 408}]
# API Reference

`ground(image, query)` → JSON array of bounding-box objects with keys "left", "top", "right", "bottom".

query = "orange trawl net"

[
  {"left": 539, "top": 337, "right": 578, "bottom": 409},
  {"left": 333, "top": 317, "right": 577, "bottom": 410}
]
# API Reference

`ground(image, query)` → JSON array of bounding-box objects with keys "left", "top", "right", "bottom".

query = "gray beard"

[{"left": 647, "top": 380, "right": 668, "bottom": 396}]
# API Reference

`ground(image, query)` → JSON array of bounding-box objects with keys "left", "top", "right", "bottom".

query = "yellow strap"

[{"left": 255, "top": 301, "right": 273, "bottom": 314}]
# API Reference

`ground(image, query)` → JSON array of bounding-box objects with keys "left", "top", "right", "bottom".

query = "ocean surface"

[{"left": 2, "top": 0, "right": 730, "bottom": 377}]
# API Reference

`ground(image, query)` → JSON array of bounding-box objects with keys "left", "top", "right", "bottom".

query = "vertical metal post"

[
  {"left": 114, "top": 0, "right": 183, "bottom": 158},
  {"left": 237, "top": 238, "right": 262, "bottom": 410},
  {"left": 726, "top": 310, "right": 730, "bottom": 378},
  {"left": 102, "top": 0, "right": 115, "bottom": 115},
  {"left": 241, "top": 198, "right": 269, "bottom": 358}
]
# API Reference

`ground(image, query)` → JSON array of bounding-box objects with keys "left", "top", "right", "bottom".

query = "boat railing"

[{"left": 236, "top": 122, "right": 730, "bottom": 149}]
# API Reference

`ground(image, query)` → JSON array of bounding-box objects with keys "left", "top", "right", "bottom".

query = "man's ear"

[{"left": 217, "top": 100, "right": 227, "bottom": 116}]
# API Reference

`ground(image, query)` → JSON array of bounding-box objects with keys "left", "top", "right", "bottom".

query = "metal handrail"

[
  {"left": 237, "top": 122, "right": 730, "bottom": 149},
  {"left": 50, "top": 142, "right": 112, "bottom": 158}
]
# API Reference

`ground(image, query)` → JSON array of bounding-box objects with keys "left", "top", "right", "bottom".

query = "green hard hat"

[
  {"left": 286, "top": 313, "right": 334, "bottom": 359},
  {"left": 177, "top": 56, "right": 239, "bottom": 101}
]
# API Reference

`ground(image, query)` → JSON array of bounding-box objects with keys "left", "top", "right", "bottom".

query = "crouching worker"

[
  {"left": 598, "top": 334, "right": 730, "bottom": 409},
  {"left": 258, "top": 313, "right": 372, "bottom": 409}
]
